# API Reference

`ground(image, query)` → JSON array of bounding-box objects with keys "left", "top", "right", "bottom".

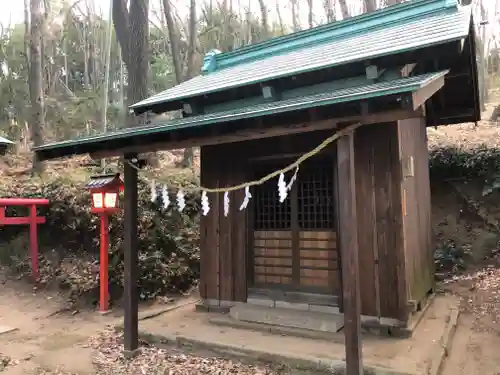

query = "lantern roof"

[{"left": 86, "top": 173, "right": 123, "bottom": 190}]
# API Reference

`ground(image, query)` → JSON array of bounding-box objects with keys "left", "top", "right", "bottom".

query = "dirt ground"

[
  {"left": 0, "top": 276, "right": 116, "bottom": 374},
  {"left": 440, "top": 267, "right": 500, "bottom": 375},
  {"left": 1, "top": 269, "right": 500, "bottom": 375},
  {"left": 0, "top": 275, "right": 286, "bottom": 375},
  {"left": 3, "top": 108, "right": 500, "bottom": 373}
]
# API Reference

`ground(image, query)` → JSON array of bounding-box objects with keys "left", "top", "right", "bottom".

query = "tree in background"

[
  {"left": 29, "top": 0, "right": 45, "bottom": 174},
  {"left": 162, "top": 0, "right": 197, "bottom": 167},
  {"left": 0, "top": 0, "right": 492, "bottom": 170},
  {"left": 113, "top": 0, "right": 149, "bottom": 125}
]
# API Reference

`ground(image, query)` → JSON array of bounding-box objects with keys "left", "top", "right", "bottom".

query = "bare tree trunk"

[
  {"left": 29, "top": 0, "right": 45, "bottom": 174},
  {"left": 112, "top": 0, "right": 149, "bottom": 117},
  {"left": 386, "top": 0, "right": 402, "bottom": 5},
  {"left": 162, "top": 0, "right": 182, "bottom": 85},
  {"left": 83, "top": 24, "right": 90, "bottom": 88},
  {"left": 127, "top": 0, "right": 149, "bottom": 117},
  {"left": 100, "top": 0, "right": 114, "bottom": 169},
  {"left": 119, "top": 45, "right": 125, "bottom": 121},
  {"left": 323, "top": 0, "right": 336, "bottom": 22},
  {"left": 257, "top": 0, "right": 269, "bottom": 39},
  {"left": 307, "top": 0, "right": 314, "bottom": 28},
  {"left": 181, "top": 0, "right": 198, "bottom": 168},
  {"left": 290, "top": 0, "right": 300, "bottom": 32},
  {"left": 276, "top": 0, "right": 285, "bottom": 33},
  {"left": 23, "top": 0, "right": 30, "bottom": 73},
  {"left": 112, "top": 0, "right": 157, "bottom": 168},
  {"left": 163, "top": 0, "right": 194, "bottom": 167},
  {"left": 63, "top": 37, "right": 68, "bottom": 87},
  {"left": 185, "top": 0, "right": 197, "bottom": 80},
  {"left": 364, "top": 0, "right": 377, "bottom": 13},
  {"left": 338, "top": 0, "right": 350, "bottom": 19},
  {"left": 112, "top": 0, "right": 130, "bottom": 68}
]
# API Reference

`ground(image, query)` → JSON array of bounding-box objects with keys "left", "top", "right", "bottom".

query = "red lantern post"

[{"left": 86, "top": 174, "right": 124, "bottom": 313}]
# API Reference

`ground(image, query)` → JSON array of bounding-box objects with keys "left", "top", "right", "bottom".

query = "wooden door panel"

[
  {"left": 298, "top": 230, "right": 340, "bottom": 293},
  {"left": 253, "top": 230, "right": 294, "bottom": 288},
  {"left": 251, "top": 157, "right": 341, "bottom": 296}
]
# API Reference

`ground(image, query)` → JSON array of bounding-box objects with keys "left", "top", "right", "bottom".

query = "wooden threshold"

[{"left": 248, "top": 287, "right": 339, "bottom": 307}]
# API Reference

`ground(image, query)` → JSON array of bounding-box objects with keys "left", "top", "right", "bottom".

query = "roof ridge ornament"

[{"left": 201, "top": 49, "right": 222, "bottom": 75}]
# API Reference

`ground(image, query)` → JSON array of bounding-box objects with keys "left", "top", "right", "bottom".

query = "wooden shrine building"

[{"left": 34, "top": 0, "right": 481, "bottom": 366}]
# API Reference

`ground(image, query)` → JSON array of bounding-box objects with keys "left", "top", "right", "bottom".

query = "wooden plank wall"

[
  {"left": 398, "top": 118, "right": 434, "bottom": 305},
  {"left": 199, "top": 130, "right": 338, "bottom": 304},
  {"left": 199, "top": 144, "right": 248, "bottom": 304},
  {"left": 199, "top": 125, "right": 431, "bottom": 322},
  {"left": 353, "top": 127, "right": 379, "bottom": 317},
  {"left": 354, "top": 123, "right": 407, "bottom": 321}
]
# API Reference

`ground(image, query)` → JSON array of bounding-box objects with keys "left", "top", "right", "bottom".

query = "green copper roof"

[
  {"left": 0, "top": 136, "right": 13, "bottom": 155},
  {"left": 131, "top": 0, "right": 470, "bottom": 112},
  {"left": 0, "top": 136, "right": 13, "bottom": 145},
  {"left": 34, "top": 71, "right": 447, "bottom": 160}
]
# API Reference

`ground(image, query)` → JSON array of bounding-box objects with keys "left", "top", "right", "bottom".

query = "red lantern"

[
  {"left": 87, "top": 174, "right": 124, "bottom": 214},
  {"left": 86, "top": 174, "right": 124, "bottom": 313}
]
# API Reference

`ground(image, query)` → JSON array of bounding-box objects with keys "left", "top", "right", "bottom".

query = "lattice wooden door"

[{"left": 252, "top": 159, "right": 340, "bottom": 295}]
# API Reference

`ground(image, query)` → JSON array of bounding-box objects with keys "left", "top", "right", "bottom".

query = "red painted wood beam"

[
  {"left": 0, "top": 198, "right": 49, "bottom": 280},
  {"left": 0, "top": 217, "right": 46, "bottom": 225},
  {"left": 0, "top": 198, "right": 49, "bottom": 206}
]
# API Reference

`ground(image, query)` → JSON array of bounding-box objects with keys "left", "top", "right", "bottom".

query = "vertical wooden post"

[
  {"left": 99, "top": 214, "right": 110, "bottom": 313},
  {"left": 29, "top": 204, "right": 39, "bottom": 281},
  {"left": 123, "top": 154, "right": 139, "bottom": 355},
  {"left": 337, "top": 131, "right": 363, "bottom": 375}
]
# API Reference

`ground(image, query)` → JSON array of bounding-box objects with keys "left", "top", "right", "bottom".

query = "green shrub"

[
  {"left": 429, "top": 145, "right": 500, "bottom": 196},
  {"left": 0, "top": 175, "right": 201, "bottom": 306},
  {"left": 429, "top": 145, "right": 500, "bottom": 180}
]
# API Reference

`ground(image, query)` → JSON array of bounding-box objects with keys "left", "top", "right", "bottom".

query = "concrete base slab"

[
  {"left": 229, "top": 303, "right": 345, "bottom": 333},
  {"left": 132, "top": 294, "right": 460, "bottom": 375},
  {"left": 0, "top": 325, "right": 18, "bottom": 336},
  {"left": 210, "top": 315, "right": 341, "bottom": 342}
]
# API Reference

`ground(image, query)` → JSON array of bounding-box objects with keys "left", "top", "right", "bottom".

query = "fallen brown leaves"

[
  {"left": 445, "top": 265, "right": 500, "bottom": 333},
  {"left": 427, "top": 120, "right": 500, "bottom": 150},
  {"left": 9, "top": 330, "right": 288, "bottom": 374},
  {"left": 0, "top": 354, "right": 18, "bottom": 371},
  {"left": 83, "top": 330, "right": 285, "bottom": 375}
]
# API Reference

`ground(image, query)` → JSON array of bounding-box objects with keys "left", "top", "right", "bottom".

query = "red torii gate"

[{"left": 0, "top": 198, "right": 49, "bottom": 280}]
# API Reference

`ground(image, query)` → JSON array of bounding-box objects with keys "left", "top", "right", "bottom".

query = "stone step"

[{"left": 229, "top": 303, "right": 344, "bottom": 333}]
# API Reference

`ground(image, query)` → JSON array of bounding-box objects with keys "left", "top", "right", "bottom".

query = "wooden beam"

[
  {"left": 411, "top": 75, "right": 445, "bottom": 111},
  {"left": 400, "top": 63, "right": 416, "bottom": 77},
  {"left": 90, "top": 109, "right": 421, "bottom": 159},
  {"left": 261, "top": 85, "right": 280, "bottom": 100},
  {"left": 123, "top": 154, "right": 139, "bottom": 356},
  {"left": 337, "top": 131, "right": 362, "bottom": 375}
]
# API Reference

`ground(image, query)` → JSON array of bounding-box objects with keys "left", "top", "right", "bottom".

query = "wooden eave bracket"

[
  {"left": 377, "top": 64, "right": 416, "bottom": 81},
  {"left": 365, "top": 65, "right": 386, "bottom": 81},
  {"left": 182, "top": 102, "right": 203, "bottom": 116},
  {"left": 400, "top": 63, "right": 417, "bottom": 77},
  {"left": 261, "top": 85, "right": 281, "bottom": 101},
  {"left": 410, "top": 75, "right": 445, "bottom": 111}
]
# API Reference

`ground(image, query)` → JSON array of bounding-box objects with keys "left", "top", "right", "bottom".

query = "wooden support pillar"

[
  {"left": 123, "top": 154, "right": 139, "bottom": 355},
  {"left": 337, "top": 131, "right": 363, "bottom": 375}
]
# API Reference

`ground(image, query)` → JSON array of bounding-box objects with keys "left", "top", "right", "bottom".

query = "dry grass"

[
  {"left": 427, "top": 119, "right": 500, "bottom": 150},
  {"left": 0, "top": 149, "right": 201, "bottom": 187},
  {"left": 426, "top": 95, "right": 500, "bottom": 150}
]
